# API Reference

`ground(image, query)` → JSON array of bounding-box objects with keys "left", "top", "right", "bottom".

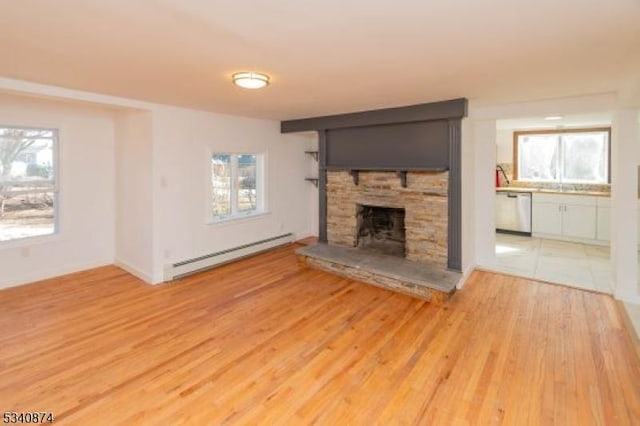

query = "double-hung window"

[
  {"left": 0, "top": 126, "right": 58, "bottom": 242},
  {"left": 515, "top": 128, "right": 609, "bottom": 184},
  {"left": 211, "top": 153, "right": 264, "bottom": 221}
]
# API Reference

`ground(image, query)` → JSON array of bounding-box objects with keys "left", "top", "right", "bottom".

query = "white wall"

[
  {"left": 459, "top": 117, "right": 476, "bottom": 286},
  {"left": 0, "top": 83, "right": 318, "bottom": 287},
  {"left": 114, "top": 110, "right": 154, "bottom": 282},
  {"left": 0, "top": 94, "right": 116, "bottom": 288},
  {"left": 472, "top": 119, "right": 498, "bottom": 269},
  {"left": 611, "top": 109, "right": 640, "bottom": 302},
  {"left": 302, "top": 132, "right": 320, "bottom": 238},
  {"left": 149, "top": 106, "right": 316, "bottom": 282},
  {"left": 496, "top": 129, "right": 513, "bottom": 164}
]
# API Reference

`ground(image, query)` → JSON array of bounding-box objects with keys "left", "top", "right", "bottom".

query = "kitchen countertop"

[{"left": 496, "top": 187, "right": 611, "bottom": 197}]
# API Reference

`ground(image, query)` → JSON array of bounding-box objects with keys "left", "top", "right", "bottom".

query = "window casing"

[
  {"left": 211, "top": 153, "right": 264, "bottom": 221},
  {"left": 0, "top": 126, "right": 58, "bottom": 243},
  {"left": 514, "top": 128, "right": 610, "bottom": 184}
]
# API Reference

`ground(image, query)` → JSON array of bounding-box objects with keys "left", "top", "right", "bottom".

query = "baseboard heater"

[{"left": 163, "top": 233, "right": 294, "bottom": 281}]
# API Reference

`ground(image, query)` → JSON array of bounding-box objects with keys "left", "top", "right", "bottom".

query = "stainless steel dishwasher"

[{"left": 495, "top": 191, "right": 532, "bottom": 235}]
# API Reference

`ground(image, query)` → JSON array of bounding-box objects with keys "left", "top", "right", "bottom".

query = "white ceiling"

[{"left": 1, "top": 1, "right": 639, "bottom": 120}]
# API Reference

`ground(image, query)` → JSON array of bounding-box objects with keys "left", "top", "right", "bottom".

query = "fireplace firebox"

[{"left": 356, "top": 204, "right": 406, "bottom": 257}]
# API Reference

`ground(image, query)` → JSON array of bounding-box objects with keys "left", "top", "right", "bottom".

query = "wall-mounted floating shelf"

[
  {"left": 304, "top": 151, "right": 320, "bottom": 187},
  {"left": 305, "top": 151, "right": 319, "bottom": 162}
]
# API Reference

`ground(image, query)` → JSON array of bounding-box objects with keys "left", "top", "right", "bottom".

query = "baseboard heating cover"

[{"left": 163, "top": 233, "right": 294, "bottom": 281}]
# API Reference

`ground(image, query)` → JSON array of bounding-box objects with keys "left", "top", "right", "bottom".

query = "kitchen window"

[
  {"left": 514, "top": 128, "right": 610, "bottom": 184},
  {"left": 211, "top": 153, "right": 264, "bottom": 221},
  {"left": 0, "top": 126, "right": 58, "bottom": 242}
]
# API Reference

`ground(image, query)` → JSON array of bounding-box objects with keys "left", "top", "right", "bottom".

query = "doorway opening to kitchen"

[{"left": 493, "top": 115, "right": 613, "bottom": 293}]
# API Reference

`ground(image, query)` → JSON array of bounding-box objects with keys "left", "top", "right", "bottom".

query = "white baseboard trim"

[
  {"left": 114, "top": 259, "right": 153, "bottom": 284},
  {"left": 619, "top": 300, "right": 640, "bottom": 345},
  {"left": 615, "top": 291, "right": 640, "bottom": 305},
  {"left": 456, "top": 264, "right": 476, "bottom": 289},
  {"left": 294, "top": 232, "right": 318, "bottom": 241}
]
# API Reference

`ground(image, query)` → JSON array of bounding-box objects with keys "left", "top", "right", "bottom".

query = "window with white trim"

[
  {"left": 0, "top": 126, "right": 58, "bottom": 242},
  {"left": 211, "top": 153, "right": 264, "bottom": 221},
  {"left": 515, "top": 128, "right": 610, "bottom": 184}
]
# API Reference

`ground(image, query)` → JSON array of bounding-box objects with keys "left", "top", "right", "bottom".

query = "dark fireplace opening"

[{"left": 356, "top": 204, "right": 406, "bottom": 257}]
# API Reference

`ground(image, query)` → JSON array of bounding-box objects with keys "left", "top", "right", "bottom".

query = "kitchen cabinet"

[
  {"left": 563, "top": 204, "right": 597, "bottom": 239},
  {"left": 532, "top": 194, "right": 597, "bottom": 240},
  {"left": 532, "top": 203, "right": 562, "bottom": 235}
]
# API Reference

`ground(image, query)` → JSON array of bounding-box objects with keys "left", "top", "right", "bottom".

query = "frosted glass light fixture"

[{"left": 232, "top": 72, "right": 270, "bottom": 89}]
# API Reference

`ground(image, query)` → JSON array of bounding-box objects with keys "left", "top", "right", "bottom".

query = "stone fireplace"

[
  {"left": 327, "top": 170, "right": 448, "bottom": 268},
  {"left": 356, "top": 204, "right": 406, "bottom": 257},
  {"left": 283, "top": 98, "right": 466, "bottom": 302}
]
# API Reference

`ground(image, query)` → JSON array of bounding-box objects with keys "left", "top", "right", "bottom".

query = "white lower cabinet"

[
  {"left": 532, "top": 203, "right": 562, "bottom": 235},
  {"left": 532, "top": 194, "right": 597, "bottom": 240},
  {"left": 563, "top": 204, "right": 597, "bottom": 239}
]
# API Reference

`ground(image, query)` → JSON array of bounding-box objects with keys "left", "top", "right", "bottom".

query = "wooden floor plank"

[{"left": 1, "top": 245, "right": 639, "bottom": 424}]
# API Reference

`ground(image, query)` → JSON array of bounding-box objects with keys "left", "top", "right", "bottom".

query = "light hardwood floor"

[{"left": 1, "top": 243, "right": 639, "bottom": 425}]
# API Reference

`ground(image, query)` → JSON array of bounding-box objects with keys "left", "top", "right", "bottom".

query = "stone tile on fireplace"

[{"left": 326, "top": 170, "right": 449, "bottom": 268}]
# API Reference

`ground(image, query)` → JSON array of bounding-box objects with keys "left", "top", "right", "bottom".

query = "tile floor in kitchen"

[{"left": 494, "top": 233, "right": 612, "bottom": 293}]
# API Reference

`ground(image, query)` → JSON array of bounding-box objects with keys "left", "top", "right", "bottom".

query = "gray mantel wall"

[{"left": 282, "top": 99, "right": 467, "bottom": 271}]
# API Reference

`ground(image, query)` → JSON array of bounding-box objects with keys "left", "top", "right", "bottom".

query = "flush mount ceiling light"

[
  {"left": 232, "top": 71, "right": 270, "bottom": 89},
  {"left": 544, "top": 115, "right": 564, "bottom": 121}
]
